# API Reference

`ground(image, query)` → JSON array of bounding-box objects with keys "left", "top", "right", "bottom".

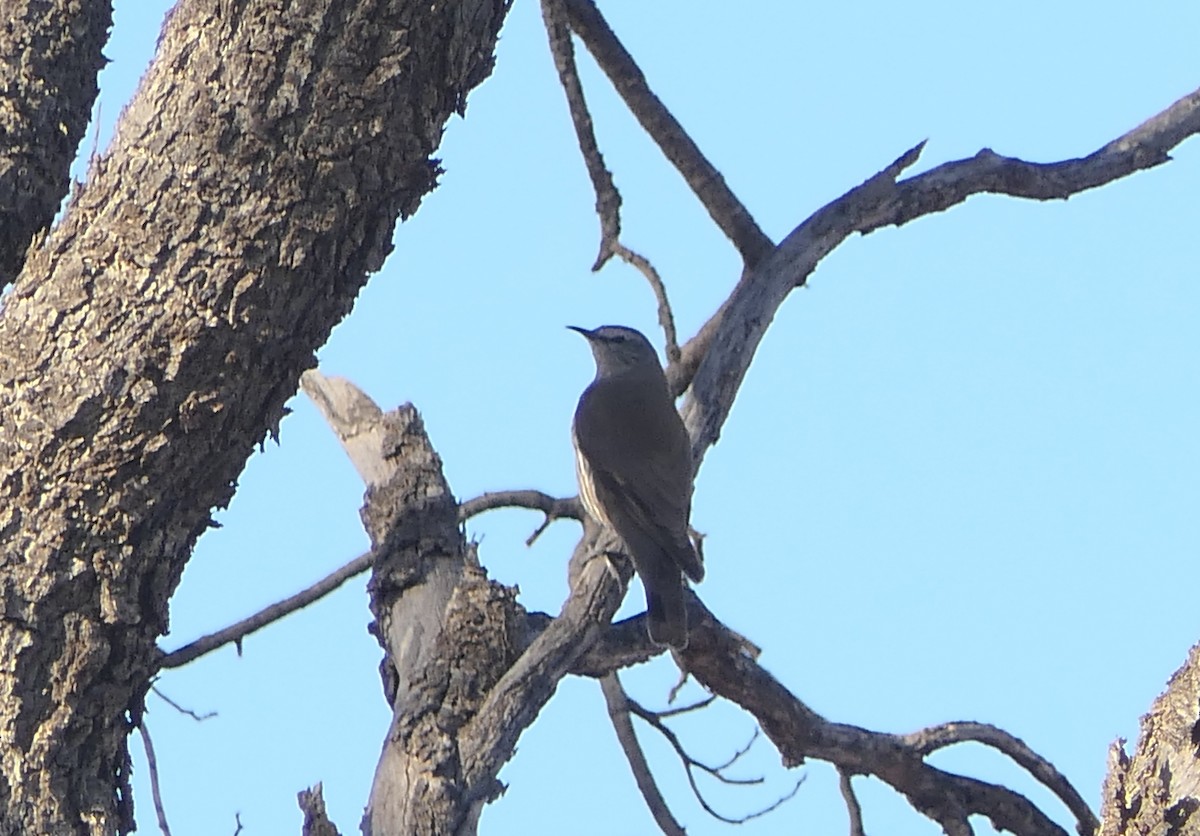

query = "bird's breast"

[{"left": 572, "top": 426, "right": 611, "bottom": 528}]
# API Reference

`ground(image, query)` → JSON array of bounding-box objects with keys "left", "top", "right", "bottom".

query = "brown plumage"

[{"left": 569, "top": 325, "right": 703, "bottom": 649}]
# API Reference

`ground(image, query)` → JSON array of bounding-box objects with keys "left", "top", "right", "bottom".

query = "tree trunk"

[{"left": 0, "top": 0, "right": 508, "bottom": 832}]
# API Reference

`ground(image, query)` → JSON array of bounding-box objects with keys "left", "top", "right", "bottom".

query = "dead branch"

[
  {"left": 457, "top": 536, "right": 633, "bottom": 793},
  {"left": 839, "top": 768, "right": 867, "bottom": 836},
  {"left": 601, "top": 673, "right": 686, "bottom": 836},
  {"left": 540, "top": 0, "right": 622, "bottom": 269},
  {"left": 459, "top": 489, "right": 582, "bottom": 522},
  {"left": 151, "top": 687, "right": 217, "bottom": 722},
  {"left": 138, "top": 722, "right": 172, "bottom": 836},
  {"left": 902, "top": 721, "right": 1098, "bottom": 833},
  {"left": 682, "top": 86, "right": 1200, "bottom": 460},
  {"left": 541, "top": 0, "right": 682, "bottom": 360},
  {"left": 156, "top": 489, "right": 579, "bottom": 673},
  {"left": 657, "top": 694, "right": 716, "bottom": 719},
  {"left": 612, "top": 242, "right": 681, "bottom": 364},
  {"left": 460, "top": 489, "right": 582, "bottom": 546},
  {"left": 626, "top": 694, "right": 803, "bottom": 824},
  {"left": 678, "top": 602, "right": 1080, "bottom": 836},
  {"left": 157, "top": 551, "right": 372, "bottom": 670},
  {"left": 562, "top": 0, "right": 774, "bottom": 267}
]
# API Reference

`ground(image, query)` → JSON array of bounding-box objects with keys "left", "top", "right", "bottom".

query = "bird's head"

[{"left": 568, "top": 325, "right": 661, "bottom": 377}]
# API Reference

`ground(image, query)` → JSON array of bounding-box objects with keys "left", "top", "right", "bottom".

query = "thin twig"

[
  {"left": 839, "top": 769, "right": 866, "bottom": 836},
  {"left": 458, "top": 489, "right": 583, "bottom": 546},
  {"left": 138, "top": 722, "right": 172, "bottom": 836},
  {"left": 600, "top": 674, "right": 686, "bottom": 836},
  {"left": 627, "top": 696, "right": 803, "bottom": 824},
  {"left": 657, "top": 694, "right": 716, "bottom": 719},
  {"left": 151, "top": 686, "right": 217, "bottom": 721},
  {"left": 563, "top": 0, "right": 774, "bottom": 267},
  {"left": 458, "top": 489, "right": 581, "bottom": 521},
  {"left": 901, "top": 721, "right": 1098, "bottom": 834},
  {"left": 613, "top": 243, "right": 680, "bottom": 363},
  {"left": 159, "top": 551, "right": 372, "bottom": 669}
]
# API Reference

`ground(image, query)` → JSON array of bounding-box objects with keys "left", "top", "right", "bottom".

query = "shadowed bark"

[{"left": 0, "top": 0, "right": 113, "bottom": 289}]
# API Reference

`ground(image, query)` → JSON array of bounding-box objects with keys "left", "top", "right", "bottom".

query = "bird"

[{"left": 569, "top": 325, "right": 704, "bottom": 649}]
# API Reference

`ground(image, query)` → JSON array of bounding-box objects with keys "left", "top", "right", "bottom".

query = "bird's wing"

[{"left": 574, "top": 375, "right": 704, "bottom": 581}]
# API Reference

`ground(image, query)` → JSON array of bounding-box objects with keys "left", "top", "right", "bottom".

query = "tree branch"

[
  {"left": 625, "top": 696, "right": 803, "bottom": 825},
  {"left": 157, "top": 551, "right": 373, "bottom": 670},
  {"left": 612, "top": 243, "right": 682, "bottom": 364},
  {"left": 137, "top": 722, "right": 173, "bottom": 836},
  {"left": 540, "top": 0, "right": 622, "bottom": 270},
  {"left": 839, "top": 768, "right": 866, "bottom": 836},
  {"left": 902, "top": 721, "right": 1098, "bottom": 834},
  {"left": 460, "top": 489, "right": 582, "bottom": 529},
  {"left": 562, "top": 0, "right": 774, "bottom": 267},
  {"left": 540, "top": 0, "right": 682, "bottom": 361},
  {"left": 683, "top": 86, "right": 1200, "bottom": 461},
  {"left": 600, "top": 673, "right": 686, "bottom": 836},
  {"left": 677, "top": 603, "right": 1080, "bottom": 836}
]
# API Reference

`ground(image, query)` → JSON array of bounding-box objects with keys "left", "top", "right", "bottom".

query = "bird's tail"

[{"left": 645, "top": 577, "right": 688, "bottom": 650}]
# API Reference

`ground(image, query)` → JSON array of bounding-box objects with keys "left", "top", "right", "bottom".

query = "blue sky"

[{"left": 85, "top": 1, "right": 1200, "bottom": 834}]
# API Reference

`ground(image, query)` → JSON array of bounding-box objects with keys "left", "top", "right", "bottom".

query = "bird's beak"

[{"left": 567, "top": 325, "right": 595, "bottom": 340}]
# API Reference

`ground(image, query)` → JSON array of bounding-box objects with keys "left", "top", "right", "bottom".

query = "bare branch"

[
  {"left": 138, "top": 722, "right": 172, "bottom": 836},
  {"left": 540, "top": 0, "right": 622, "bottom": 269},
  {"left": 459, "top": 490, "right": 582, "bottom": 520},
  {"left": 540, "top": 1, "right": 683, "bottom": 358},
  {"left": 158, "top": 551, "right": 372, "bottom": 670},
  {"left": 666, "top": 295, "right": 731, "bottom": 397},
  {"left": 562, "top": 0, "right": 774, "bottom": 267},
  {"left": 684, "top": 87, "right": 1200, "bottom": 461},
  {"left": 902, "top": 721, "right": 1098, "bottom": 834},
  {"left": 612, "top": 243, "right": 681, "bottom": 364},
  {"left": 158, "top": 485, "right": 581, "bottom": 671},
  {"left": 627, "top": 695, "right": 803, "bottom": 824},
  {"left": 567, "top": 612, "right": 662, "bottom": 676},
  {"left": 839, "top": 769, "right": 866, "bottom": 836},
  {"left": 657, "top": 694, "right": 716, "bottom": 720},
  {"left": 151, "top": 686, "right": 217, "bottom": 722},
  {"left": 458, "top": 540, "right": 633, "bottom": 794},
  {"left": 679, "top": 606, "right": 1074, "bottom": 836},
  {"left": 601, "top": 674, "right": 686, "bottom": 836}
]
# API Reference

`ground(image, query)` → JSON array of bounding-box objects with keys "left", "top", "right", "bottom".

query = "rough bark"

[
  {"left": 0, "top": 0, "right": 508, "bottom": 832},
  {"left": 0, "top": 0, "right": 112, "bottom": 290},
  {"left": 1098, "top": 643, "right": 1200, "bottom": 836},
  {"left": 303, "top": 373, "right": 527, "bottom": 835}
]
